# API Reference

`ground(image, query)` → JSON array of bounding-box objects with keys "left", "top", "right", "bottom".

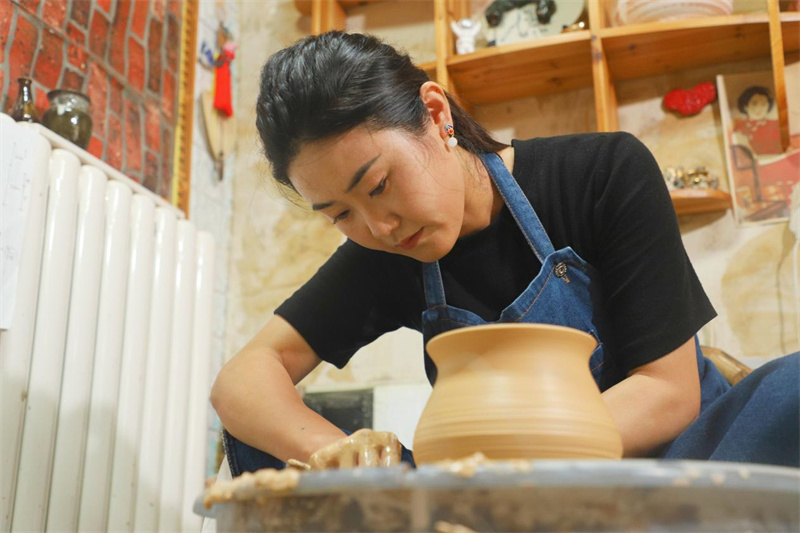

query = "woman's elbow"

[{"left": 210, "top": 363, "right": 235, "bottom": 421}]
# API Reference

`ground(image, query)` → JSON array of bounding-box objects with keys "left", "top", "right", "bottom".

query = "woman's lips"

[{"left": 396, "top": 228, "right": 423, "bottom": 250}]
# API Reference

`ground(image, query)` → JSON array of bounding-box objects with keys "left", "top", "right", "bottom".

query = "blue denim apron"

[
  {"left": 421, "top": 153, "right": 727, "bottom": 404},
  {"left": 422, "top": 152, "right": 798, "bottom": 468}
]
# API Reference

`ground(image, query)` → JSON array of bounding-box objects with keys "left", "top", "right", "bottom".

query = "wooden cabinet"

[{"left": 295, "top": 0, "right": 800, "bottom": 216}]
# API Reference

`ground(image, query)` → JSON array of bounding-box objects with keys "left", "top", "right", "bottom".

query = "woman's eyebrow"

[
  {"left": 345, "top": 154, "right": 381, "bottom": 192},
  {"left": 311, "top": 154, "right": 381, "bottom": 211}
]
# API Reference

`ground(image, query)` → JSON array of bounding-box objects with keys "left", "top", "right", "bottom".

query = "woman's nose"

[{"left": 365, "top": 211, "right": 398, "bottom": 239}]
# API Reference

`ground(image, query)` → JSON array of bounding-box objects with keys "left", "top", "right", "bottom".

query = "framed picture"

[{"left": 717, "top": 68, "right": 800, "bottom": 226}]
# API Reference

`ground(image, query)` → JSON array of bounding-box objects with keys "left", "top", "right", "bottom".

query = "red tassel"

[{"left": 213, "top": 49, "right": 235, "bottom": 117}]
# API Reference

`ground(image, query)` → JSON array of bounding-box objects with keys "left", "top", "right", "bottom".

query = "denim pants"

[{"left": 661, "top": 352, "right": 800, "bottom": 467}]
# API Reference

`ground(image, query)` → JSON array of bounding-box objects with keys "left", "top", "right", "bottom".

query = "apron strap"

[
  {"left": 422, "top": 261, "right": 447, "bottom": 307},
  {"left": 478, "top": 152, "right": 556, "bottom": 263}
]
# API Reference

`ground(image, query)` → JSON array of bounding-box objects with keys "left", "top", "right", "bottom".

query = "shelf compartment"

[
  {"left": 599, "top": 13, "right": 800, "bottom": 80},
  {"left": 670, "top": 188, "right": 732, "bottom": 216},
  {"left": 782, "top": 13, "right": 800, "bottom": 52},
  {"left": 446, "top": 31, "right": 593, "bottom": 106},
  {"left": 294, "top": 0, "right": 387, "bottom": 16}
]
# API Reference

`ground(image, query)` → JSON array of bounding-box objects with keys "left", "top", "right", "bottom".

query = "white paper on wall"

[{"left": 0, "top": 120, "right": 38, "bottom": 330}]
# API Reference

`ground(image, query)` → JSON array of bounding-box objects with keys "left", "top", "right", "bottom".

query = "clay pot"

[{"left": 413, "top": 323, "right": 623, "bottom": 464}]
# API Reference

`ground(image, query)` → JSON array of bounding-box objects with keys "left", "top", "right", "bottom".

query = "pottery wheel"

[{"left": 196, "top": 459, "right": 799, "bottom": 532}]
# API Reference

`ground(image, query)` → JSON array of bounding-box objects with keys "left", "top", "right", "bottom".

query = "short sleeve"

[
  {"left": 592, "top": 133, "right": 716, "bottom": 373},
  {"left": 274, "top": 240, "right": 412, "bottom": 368}
]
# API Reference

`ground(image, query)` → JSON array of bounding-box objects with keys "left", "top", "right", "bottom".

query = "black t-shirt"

[{"left": 275, "top": 132, "right": 716, "bottom": 375}]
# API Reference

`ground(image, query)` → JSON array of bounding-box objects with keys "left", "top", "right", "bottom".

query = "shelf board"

[
  {"left": 294, "top": 0, "right": 385, "bottom": 16},
  {"left": 599, "top": 13, "right": 800, "bottom": 81},
  {"left": 670, "top": 188, "right": 732, "bottom": 216},
  {"left": 446, "top": 31, "right": 593, "bottom": 106}
]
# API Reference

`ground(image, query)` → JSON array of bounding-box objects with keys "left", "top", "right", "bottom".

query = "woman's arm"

[
  {"left": 210, "top": 315, "right": 346, "bottom": 463},
  {"left": 601, "top": 337, "right": 701, "bottom": 457}
]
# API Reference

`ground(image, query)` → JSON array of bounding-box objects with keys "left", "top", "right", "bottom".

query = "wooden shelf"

[
  {"left": 782, "top": 13, "right": 800, "bottom": 52},
  {"left": 294, "top": 0, "right": 385, "bottom": 16},
  {"left": 446, "top": 31, "right": 593, "bottom": 105},
  {"left": 418, "top": 60, "right": 437, "bottom": 79},
  {"left": 670, "top": 189, "right": 732, "bottom": 216},
  {"left": 599, "top": 13, "right": 800, "bottom": 81}
]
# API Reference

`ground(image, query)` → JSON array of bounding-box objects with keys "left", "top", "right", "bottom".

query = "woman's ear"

[{"left": 419, "top": 81, "right": 452, "bottom": 141}]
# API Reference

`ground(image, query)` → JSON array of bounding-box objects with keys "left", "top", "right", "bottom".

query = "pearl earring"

[{"left": 446, "top": 123, "right": 458, "bottom": 148}]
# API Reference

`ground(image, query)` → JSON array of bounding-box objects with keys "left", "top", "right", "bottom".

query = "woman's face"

[
  {"left": 288, "top": 125, "right": 467, "bottom": 263},
  {"left": 745, "top": 93, "right": 770, "bottom": 120}
]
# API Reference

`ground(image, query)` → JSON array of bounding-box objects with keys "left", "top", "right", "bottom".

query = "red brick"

[
  {"left": 152, "top": 0, "right": 165, "bottom": 20},
  {"left": 85, "top": 62, "right": 108, "bottom": 137},
  {"left": 162, "top": 68, "right": 175, "bottom": 121},
  {"left": 66, "top": 22, "right": 85, "bottom": 46},
  {"left": 147, "top": 18, "right": 162, "bottom": 94},
  {"left": 70, "top": 0, "right": 90, "bottom": 28},
  {"left": 160, "top": 125, "right": 172, "bottom": 199},
  {"left": 144, "top": 101, "right": 161, "bottom": 152},
  {"left": 9, "top": 13, "right": 38, "bottom": 84},
  {"left": 165, "top": 15, "right": 179, "bottom": 72},
  {"left": 67, "top": 42, "right": 88, "bottom": 72},
  {"left": 0, "top": 0, "right": 13, "bottom": 63},
  {"left": 124, "top": 99, "right": 142, "bottom": 175},
  {"left": 143, "top": 150, "right": 159, "bottom": 192},
  {"left": 130, "top": 0, "right": 148, "bottom": 38},
  {"left": 109, "top": 76, "right": 123, "bottom": 115},
  {"left": 167, "top": 0, "right": 181, "bottom": 18},
  {"left": 96, "top": 0, "right": 112, "bottom": 15},
  {"left": 128, "top": 37, "right": 145, "bottom": 91},
  {"left": 62, "top": 69, "right": 84, "bottom": 91},
  {"left": 107, "top": 113, "right": 123, "bottom": 169},
  {"left": 0, "top": 69, "right": 4, "bottom": 101},
  {"left": 88, "top": 10, "right": 110, "bottom": 59},
  {"left": 33, "top": 30, "right": 63, "bottom": 88},
  {"left": 42, "top": 0, "right": 67, "bottom": 30},
  {"left": 18, "top": 0, "right": 41, "bottom": 17},
  {"left": 87, "top": 134, "right": 104, "bottom": 158},
  {"left": 108, "top": 0, "right": 132, "bottom": 75}
]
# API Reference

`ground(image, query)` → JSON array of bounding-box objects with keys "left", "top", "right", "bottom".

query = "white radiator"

[{"left": 1, "top": 113, "right": 216, "bottom": 532}]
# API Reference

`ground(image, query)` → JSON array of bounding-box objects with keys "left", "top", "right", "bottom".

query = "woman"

[{"left": 211, "top": 32, "right": 799, "bottom": 474}]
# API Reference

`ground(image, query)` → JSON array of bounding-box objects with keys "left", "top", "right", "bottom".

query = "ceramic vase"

[
  {"left": 413, "top": 323, "right": 623, "bottom": 464},
  {"left": 41, "top": 89, "right": 93, "bottom": 149}
]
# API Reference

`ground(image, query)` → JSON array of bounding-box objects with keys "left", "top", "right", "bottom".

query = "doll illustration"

[{"left": 732, "top": 86, "right": 782, "bottom": 156}]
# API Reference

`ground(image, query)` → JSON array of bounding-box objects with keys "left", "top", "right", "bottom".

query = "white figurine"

[{"left": 450, "top": 18, "right": 482, "bottom": 55}]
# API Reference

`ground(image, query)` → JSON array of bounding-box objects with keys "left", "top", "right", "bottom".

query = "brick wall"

[{"left": 1, "top": 0, "right": 183, "bottom": 198}]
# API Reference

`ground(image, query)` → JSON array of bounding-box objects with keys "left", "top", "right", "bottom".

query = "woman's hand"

[{"left": 307, "top": 429, "right": 402, "bottom": 469}]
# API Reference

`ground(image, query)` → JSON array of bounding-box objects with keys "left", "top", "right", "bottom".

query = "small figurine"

[
  {"left": 663, "top": 82, "right": 717, "bottom": 116},
  {"left": 485, "top": 0, "right": 556, "bottom": 27},
  {"left": 451, "top": 18, "right": 482, "bottom": 55}
]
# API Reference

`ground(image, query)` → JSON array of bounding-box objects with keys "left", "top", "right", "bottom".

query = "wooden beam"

[
  {"left": 767, "top": 0, "right": 790, "bottom": 152},
  {"left": 588, "top": 1, "right": 618, "bottom": 132},
  {"left": 311, "top": 0, "right": 345, "bottom": 33}
]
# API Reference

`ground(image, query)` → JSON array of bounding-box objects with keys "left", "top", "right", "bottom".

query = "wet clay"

[
  {"left": 203, "top": 468, "right": 301, "bottom": 509},
  {"left": 308, "top": 429, "right": 402, "bottom": 469},
  {"left": 414, "top": 324, "right": 623, "bottom": 464},
  {"left": 204, "top": 430, "right": 402, "bottom": 508}
]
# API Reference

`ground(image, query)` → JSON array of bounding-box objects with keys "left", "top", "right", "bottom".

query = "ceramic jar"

[
  {"left": 41, "top": 89, "right": 93, "bottom": 149},
  {"left": 413, "top": 323, "right": 623, "bottom": 464}
]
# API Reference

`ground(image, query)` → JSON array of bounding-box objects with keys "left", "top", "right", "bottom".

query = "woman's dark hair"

[
  {"left": 255, "top": 31, "right": 507, "bottom": 192},
  {"left": 737, "top": 86, "right": 774, "bottom": 115}
]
